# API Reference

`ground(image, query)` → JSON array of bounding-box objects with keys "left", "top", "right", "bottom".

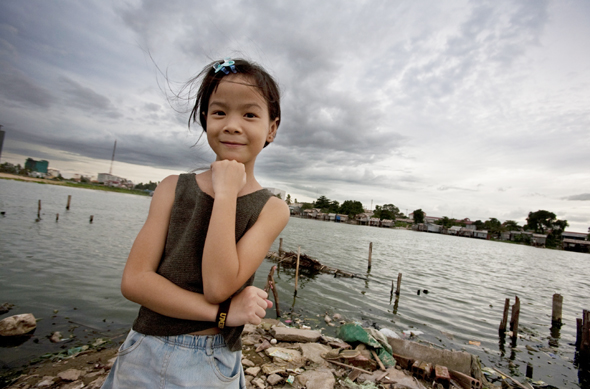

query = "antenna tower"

[{"left": 109, "top": 140, "right": 117, "bottom": 175}]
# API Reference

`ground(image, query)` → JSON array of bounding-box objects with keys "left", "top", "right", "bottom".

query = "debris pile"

[{"left": 267, "top": 251, "right": 365, "bottom": 279}]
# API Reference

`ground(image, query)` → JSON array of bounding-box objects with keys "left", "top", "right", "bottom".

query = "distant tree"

[
  {"left": 301, "top": 202, "right": 314, "bottom": 210},
  {"left": 314, "top": 195, "right": 331, "bottom": 210},
  {"left": 483, "top": 218, "right": 502, "bottom": 237},
  {"left": 134, "top": 181, "right": 158, "bottom": 191},
  {"left": 525, "top": 210, "right": 557, "bottom": 233},
  {"left": 339, "top": 200, "right": 364, "bottom": 219},
  {"left": 474, "top": 220, "right": 484, "bottom": 230},
  {"left": 503, "top": 220, "right": 520, "bottom": 231},
  {"left": 587, "top": 227, "right": 590, "bottom": 241},
  {"left": 294, "top": 198, "right": 298, "bottom": 203},
  {"left": 328, "top": 200, "right": 340, "bottom": 214},
  {"left": 80, "top": 175, "right": 90, "bottom": 183},
  {"left": 412, "top": 209, "right": 425, "bottom": 224},
  {"left": 276, "top": 193, "right": 282, "bottom": 199},
  {"left": 435, "top": 216, "right": 454, "bottom": 228},
  {"left": 286, "top": 194, "right": 292, "bottom": 205}
]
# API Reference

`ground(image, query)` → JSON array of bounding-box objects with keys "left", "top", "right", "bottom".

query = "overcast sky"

[{"left": 1, "top": 0, "right": 589, "bottom": 231}]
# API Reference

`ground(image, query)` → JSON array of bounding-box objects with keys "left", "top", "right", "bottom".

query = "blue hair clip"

[{"left": 213, "top": 58, "right": 237, "bottom": 75}]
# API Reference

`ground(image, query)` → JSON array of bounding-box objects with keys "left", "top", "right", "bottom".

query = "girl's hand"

[
  {"left": 226, "top": 286, "right": 273, "bottom": 326},
  {"left": 210, "top": 160, "right": 247, "bottom": 198}
]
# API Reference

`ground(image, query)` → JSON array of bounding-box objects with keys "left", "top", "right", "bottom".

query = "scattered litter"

[
  {"left": 402, "top": 330, "right": 424, "bottom": 337},
  {"left": 379, "top": 327, "right": 400, "bottom": 339},
  {"left": 468, "top": 340, "right": 481, "bottom": 346},
  {"left": 286, "top": 375, "right": 295, "bottom": 385}
]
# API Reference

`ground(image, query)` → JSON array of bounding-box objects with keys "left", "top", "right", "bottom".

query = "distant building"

[
  {"left": 97, "top": 172, "right": 133, "bottom": 189},
  {"left": 25, "top": 158, "right": 49, "bottom": 174},
  {"left": 46, "top": 168, "right": 61, "bottom": 179},
  {"left": 561, "top": 231, "right": 587, "bottom": 241},
  {"left": 265, "top": 187, "right": 286, "bottom": 199}
]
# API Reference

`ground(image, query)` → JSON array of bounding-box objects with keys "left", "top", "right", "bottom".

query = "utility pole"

[
  {"left": 0, "top": 125, "right": 4, "bottom": 164},
  {"left": 109, "top": 140, "right": 116, "bottom": 175}
]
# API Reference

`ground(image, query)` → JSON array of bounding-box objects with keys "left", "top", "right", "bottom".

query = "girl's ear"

[{"left": 266, "top": 118, "right": 279, "bottom": 143}]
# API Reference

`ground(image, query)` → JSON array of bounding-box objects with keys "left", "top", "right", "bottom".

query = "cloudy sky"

[{"left": 1, "top": 0, "right": 589, "bottom": 231}]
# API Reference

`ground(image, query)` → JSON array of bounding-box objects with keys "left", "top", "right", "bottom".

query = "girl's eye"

[
  {"left": 244, "top": 113, "right": 257, "bottom": 118},
  {"left": 211, "top": 111, "right": 225, "bottom": 116}
]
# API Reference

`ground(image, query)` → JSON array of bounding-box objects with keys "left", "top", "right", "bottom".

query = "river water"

[{"left": 0, "top": 179, "right": 588, "bottom": 388}]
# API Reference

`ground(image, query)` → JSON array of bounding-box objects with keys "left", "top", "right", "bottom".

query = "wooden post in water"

[
  {"left": 294, "top": 246, "right": 301, "bottom": 296},
  {"left": 89, "top": 215, "right": 94, "bottom": 223},
  {"left": 66, "top": 195, "right": 72, "bottom": 210},
  {"left": 577, "top": 318, "right": 583, "bottom": 350},
  {"left": 526, "top": 364, "right": 533, "bottom": 379},
  {"left": 37, "top": 200, "right": 41, "bottom": 219},
  {"left": 395, "top": 272, "right": 402, "bottom": 296},
  {"left": 510, "top": 296, "right": 521, "bottom": 345},
  {"left": 263, "top": 266, "right": 280, "bottom": 317},
  {"left": 279, "top": 238, "right": 283, "bottom": 257},
  {"left": 551, "top": 294, "right": 563, "bottom": 327},
  {"left": 499, "top": 298, "right": 510, "bottom": 334},
  {"left": 367, "top": 242, "right": 372, "bottom": 271},
  {"left": 56, "top": 213, "right": 59, "bottom": 222},
  {"left": 581, "top": 309, "right": 590, "bottom": 357}
]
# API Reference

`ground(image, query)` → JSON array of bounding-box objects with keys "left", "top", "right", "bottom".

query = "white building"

[{"left": 97, "top": 172, "right": 134, "bottom": 189}]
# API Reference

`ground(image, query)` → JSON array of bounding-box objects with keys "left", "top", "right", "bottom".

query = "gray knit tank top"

[{"left": 132, "top": 173, "right": 273, "bottom": 351}]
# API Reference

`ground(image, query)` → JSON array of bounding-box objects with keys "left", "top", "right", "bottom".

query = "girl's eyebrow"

[{"left": 209, "top": 101, "right": 263, "bottom": 110}]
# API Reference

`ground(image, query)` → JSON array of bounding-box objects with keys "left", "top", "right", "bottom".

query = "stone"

[
  {"left": 267, "top": 373, "right": 283, "bottom": 385},
  {"left": 242, "top": 358, "right": 255, "bottom": 367},
  {"left": 49, "top": 331, "right": 63, "bottom": 343},
  {"left": 0, "top": 313, "right": 36, "bottom": 336},
  {"left": 261, "top": 363, "right": 286, "bottom": 375},
  {"left": 297, "top": 368, "right": 335, "bottom": 389},
  {"left": 58, "top": 369, "right": 84, "bottom": 381},
  {"left": 245, "top": 367, "right": 261, "bottom": 376},
  {"left": 360, "top": 367, "right": 419, "bottom": 389},
  {"left": 242, "top": 334, "right": 261, "bottom": 346},
  {"left": 299, "top": 343, "right": 332, "bottom": 365},
  {"left": 271, "top": 327, "right": 322, "bottom": 343},
  {"left": 36, "top": 377, "right": 55, "bottom": 388},
  {"left": 256, "top": 339, "right": 272, "bottom": 352},
  {"left": 333, "top": 313, "right": 342, "bottom": 320},
  {"left": 265, "top": 347, "right": 304, "bottom": 366},
  {"left": 243, "top": 323, "right": 257, "bottom": 334},
  {"left": 252, "top": 377, "right": 266, "bottom": 389},
  {"left": 60, "top": 381, "right": 84, "bottom": 389},
  {"left": 324, "top": 315, "right": 332, "bottom": 323},
  {"left": 86, "top": 376, "right": 107, "bottom": 389}
]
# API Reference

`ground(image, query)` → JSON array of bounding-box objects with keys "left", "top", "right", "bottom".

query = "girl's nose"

[{"left": 223, "top": 118, "right": 243, "bottom": 134}]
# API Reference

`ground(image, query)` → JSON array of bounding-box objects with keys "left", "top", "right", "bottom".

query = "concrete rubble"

[{"left": 4, "top": 315, "right": 493, "bottom": 389}]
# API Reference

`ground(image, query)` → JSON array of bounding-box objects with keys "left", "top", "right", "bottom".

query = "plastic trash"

[
  {"left": 402, "top": 330, "right": 424, "bottom": 337},
  {"left": 379, "top": 327, "right": 401, "bottom": 339}
]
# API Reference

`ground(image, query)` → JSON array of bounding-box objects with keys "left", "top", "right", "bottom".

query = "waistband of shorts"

[{"left": 154, "top": 332, "right": 227, "bottom": 349}]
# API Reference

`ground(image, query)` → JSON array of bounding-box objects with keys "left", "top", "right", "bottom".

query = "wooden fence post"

[
  {"left": 499, "top": 298, "right": 510, "bottom": 334},
  {"left": 510, "top": 296, "right": 520, "bottom": 346},
  {"left": 551, "top": 294, "right": 563, "bottom": 327},
  {"left": 294, "top": 246, "right": 301, "bottom": 296},
  {"left": 396, "top": 272, "right": 402, "bottom": 296},
  {"left": 37, "top": 200, "right": 41, "bottom": 219},
  {"left": 66, "top": 195, "right": 72, "bottom": 210},
  {"left": 367, "top": 242, "right": 372, "bottom": 271}
]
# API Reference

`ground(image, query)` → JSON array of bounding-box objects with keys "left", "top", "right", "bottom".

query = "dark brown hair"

[{"left": 189, "top": 59, "right": 281, "bottom": 147}]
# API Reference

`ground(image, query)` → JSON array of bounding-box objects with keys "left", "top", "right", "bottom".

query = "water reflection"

[{"left": 549, "top": 324, "right": 561, "bottom": 348}]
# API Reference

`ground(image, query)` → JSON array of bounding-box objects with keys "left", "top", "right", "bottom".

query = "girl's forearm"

[
  {"left": 122, "top": 271, "right": 217, "bottom": 321},
  {"left": 201, "top": 193, "right": 240, "bottom": 303}
]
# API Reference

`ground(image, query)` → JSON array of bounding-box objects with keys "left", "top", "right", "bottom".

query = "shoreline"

[{"left": 0, "top": 173, "right": 150, "bottom": 196}]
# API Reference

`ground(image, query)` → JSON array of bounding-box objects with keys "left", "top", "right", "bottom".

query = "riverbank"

[
  {"left": 3, "top": 318, "right": 495, "bottom": 389},
  {"left": 0, "top": 173, "right": 150, "bottom": 196}
]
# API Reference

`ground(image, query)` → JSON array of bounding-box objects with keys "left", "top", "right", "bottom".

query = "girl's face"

[{"left": 205, "top": 75, "right": 278, "bottom": 169}]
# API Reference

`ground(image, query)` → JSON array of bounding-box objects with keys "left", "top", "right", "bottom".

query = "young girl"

[{"left": 102, "top": 58, "right": 290, "bottom": 388}]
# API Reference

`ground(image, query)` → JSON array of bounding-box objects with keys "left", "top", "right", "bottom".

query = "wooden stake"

[
  {"left": 264, "top": 266, "right": 280, "bottom": 317},
  {"left": 510, "top": 296, "right": 521, "bottom": 345},
  {"left": 499, "top": 298, "right": 510, "bottom": 334},
  {"left": 582, "top": 309, "right": 590, "bottom": 356},
  {"left": 371, "top": 349, "right": 386, "bottom": 371},
  {"left": 294, "top": 246, "right": 301, "bottom": 295},
  {"left": 56, "top": 213, "right": 59, "bottom": 222},
  {"left": 526, "top": 363, "right": 533, "bottom": 379},
  {"left": 577, "top": 317, "right": 583, "bottom": 350},
  {"left": 368, "top": 242, "right": 372, "bottom": 271},
  {"left": 89, "top": 215, "right": 94, "bottom": 223},
  {"left": 396, "top": 272, "right": 402, "bottom": 295},
  {"left": 551, "top": 294, "right": 563, "bottom": 327},
  {"left": 279, "top": 238, "right": 283, "bottom": 257},
  {"left": 66, "top": 195, "right": 71, "bottom": 210},
  {"left": 37, "top": 200, "right": 41, "bottom": 219}
]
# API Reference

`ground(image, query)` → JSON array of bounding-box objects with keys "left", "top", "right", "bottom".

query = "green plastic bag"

[{"left": 337, "top": 323, "right": 382, "bottom": 348}]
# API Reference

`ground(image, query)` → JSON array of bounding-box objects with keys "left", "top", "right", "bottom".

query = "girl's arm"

[
  {"left": 202, "top": 161, "right": 290, "bottom": 304},
  {"left": 121, "top": 175, "right": 270, "bottom": 326}
]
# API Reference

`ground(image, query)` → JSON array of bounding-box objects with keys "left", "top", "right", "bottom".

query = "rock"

[
  {"left": 58, "top": 368, "right": 84, "bottom": 381},
  {"left": 60, "top": 381, "right": 84, "bottom": 389},
  {"left": 49, "top": 331, "right": 63, "bottom": 343},
  {"left": 333, "top": 313, "right": 342, "bottom": 320},
  {"left": 86, "top": 376, "right": 107, "bottom": 389},
  {"left": 324, "top": 315, "right": 332, "bottom": 323},
  {"left": 267, "top": 373, "right": 283, "bottom": 385},
  {"left": 256, "top": 339, "right": 271, "bottom": 352},
  {"left": 0, "top": 313, "right": 36, "bottom": 336},
  {"left": 297, "top": 368, "right": 335, "bottom": 389},
  {"left": 299, "top": 343, "right": 332, "bottom": 365},
  {"left": 261, "top": 363, "right": 286, "bottom": 375},
  {"left": 271, "top": 327, "right": 321, "bottom": 343},
  {"left": 362, "top": 367, "right": 419, "bottom": 389},
  {"left": 242, "top": 358, "right": 255, "bottom": 367},
  {"left": 265, "top": 347, "right": 305, "bottom": 366},
  {"left": 270, "top": 338, "right": 277, "bottom": 344},
  {"left": 0, "top": 302, "right": 14, "bottom": 315},
  {"left": 242, "top": 334, "right": 261, "bottom": 346},
  {"left": 243, "top": 323, "right": 257, "bottom": 334},
  {"left": 36, "top": 376, "right": 55, "bottom": 388},
  {"left": 245, "top": 367, "right": 261, "bottom": 376},
  {"left": 252, "top": 377, "right": 266, "bottom": 389}
]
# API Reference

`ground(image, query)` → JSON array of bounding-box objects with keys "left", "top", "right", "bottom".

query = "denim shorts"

[{"left": 102, "top": 329, "right": 246, "bottom": 389}]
